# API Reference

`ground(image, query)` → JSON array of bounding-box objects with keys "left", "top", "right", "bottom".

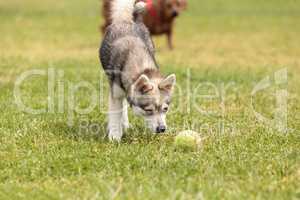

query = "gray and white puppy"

[{"left": 100, "top": 0, "right": 176, "bottom": 141}]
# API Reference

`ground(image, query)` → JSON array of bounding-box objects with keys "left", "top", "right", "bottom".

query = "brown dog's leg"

[
  {"left": 101, "top": 0, "right": 111, "bottom": 34},
  {"left": 101, "top": 22, "right": 109, "bottom": 34},
  {"left": 167, "top": 30, "right": 174, "bottom": 50},
  {"left": 100, "top": 24, "right": 106, "bottom": 34}
]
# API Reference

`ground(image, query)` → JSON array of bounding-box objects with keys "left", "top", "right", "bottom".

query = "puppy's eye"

[
  {"left": 162, "top": 107, "right": 169, "bottom": 112},
  {"left": 144, "top": 109, "right": 154, "bottom": 115}
]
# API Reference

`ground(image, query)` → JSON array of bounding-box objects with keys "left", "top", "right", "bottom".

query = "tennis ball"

[{"left": 174, "top": 130, "right": 202, "bottom": 151}]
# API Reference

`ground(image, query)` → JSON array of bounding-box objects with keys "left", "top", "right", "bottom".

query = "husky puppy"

[{"left": 99, "top": 0, "right": 176, "bottom": 141}]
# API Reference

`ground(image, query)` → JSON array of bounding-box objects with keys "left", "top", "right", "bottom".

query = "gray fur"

[{"left": 100, "top": 21, "right": 156, "bottom": 91}]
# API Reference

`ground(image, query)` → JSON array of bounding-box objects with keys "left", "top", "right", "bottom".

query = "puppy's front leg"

[
  {"left": 122, "top": 99, "right": 130, "bottom": 130},
  {"left": 108, "top": 93, "right": 123, "bottom": 142}
]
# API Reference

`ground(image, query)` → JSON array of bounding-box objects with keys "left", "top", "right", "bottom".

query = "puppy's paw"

[
  {"left": 108, "top": 132, "right": 122, "bottom": 142},
  {"left": 122, "top": 122, "right": 131, "bottom": 131},
  {"left": 108, "top": 126, "right": 123, "bottom": 142}
]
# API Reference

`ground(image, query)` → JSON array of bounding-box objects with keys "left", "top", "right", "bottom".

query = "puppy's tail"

[{"left": 111, "top": 0, "right": 146, "bottom": 23}]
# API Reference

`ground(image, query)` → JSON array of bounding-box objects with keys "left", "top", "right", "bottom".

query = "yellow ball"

[{"left": 174, "top": 130, "right": 202, "bottom": 151}]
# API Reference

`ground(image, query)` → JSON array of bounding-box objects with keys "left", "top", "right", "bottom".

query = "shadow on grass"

[
  {"left": 49, "top": 120, "right": 106, "bottom": 142},
  {"left": 49, "top": 119, "right": 164, "bottom": 145}
]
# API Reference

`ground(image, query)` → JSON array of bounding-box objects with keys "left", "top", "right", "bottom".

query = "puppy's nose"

[{"left": 156, "top": 125, "right": 166, "bottom": 133}]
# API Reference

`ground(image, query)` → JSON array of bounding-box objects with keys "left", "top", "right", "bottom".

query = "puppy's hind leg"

[{"left": 108, "top": 92, "right": 123, "bottom": 142}]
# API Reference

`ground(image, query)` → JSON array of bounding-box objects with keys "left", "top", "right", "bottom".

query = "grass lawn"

[{"left": 0, "top": 0, "right": 300, "bottom": 199}]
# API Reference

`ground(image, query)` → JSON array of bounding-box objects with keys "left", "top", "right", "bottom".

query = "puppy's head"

[
  {"left": 128, "top": 71, "right": 176, "bottom": 133},
  {"left": 162, "top": 0, "right": 187, "bottom": 18}
]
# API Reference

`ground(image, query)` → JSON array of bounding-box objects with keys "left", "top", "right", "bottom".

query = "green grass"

[{"left": 0, "top": 0, "right": 300, "bottom": 199}]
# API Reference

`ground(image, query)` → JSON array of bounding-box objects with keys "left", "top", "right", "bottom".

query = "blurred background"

[{"left": 1, "top": 0, "right": 299, "bottom": 70}]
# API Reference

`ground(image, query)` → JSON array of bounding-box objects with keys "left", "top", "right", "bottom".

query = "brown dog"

[{"left": 101, "top": 0, "right": 187, "bottom": 49}]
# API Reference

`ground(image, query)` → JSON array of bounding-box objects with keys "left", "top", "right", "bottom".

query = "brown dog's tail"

[{"left": 111, "top": 0, "right": 146, "bottom": 24}]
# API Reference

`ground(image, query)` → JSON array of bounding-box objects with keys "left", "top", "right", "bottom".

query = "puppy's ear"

[
  {"left": 159, "top": 74, "right": 176, "bottom": 93},
  {"left": 133, "top": 74, "right": 153, "bottom": 94}
]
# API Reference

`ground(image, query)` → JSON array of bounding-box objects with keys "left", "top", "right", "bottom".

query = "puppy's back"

[{"left": 100, "top": 0, "right": 156, "bottom": 85}]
